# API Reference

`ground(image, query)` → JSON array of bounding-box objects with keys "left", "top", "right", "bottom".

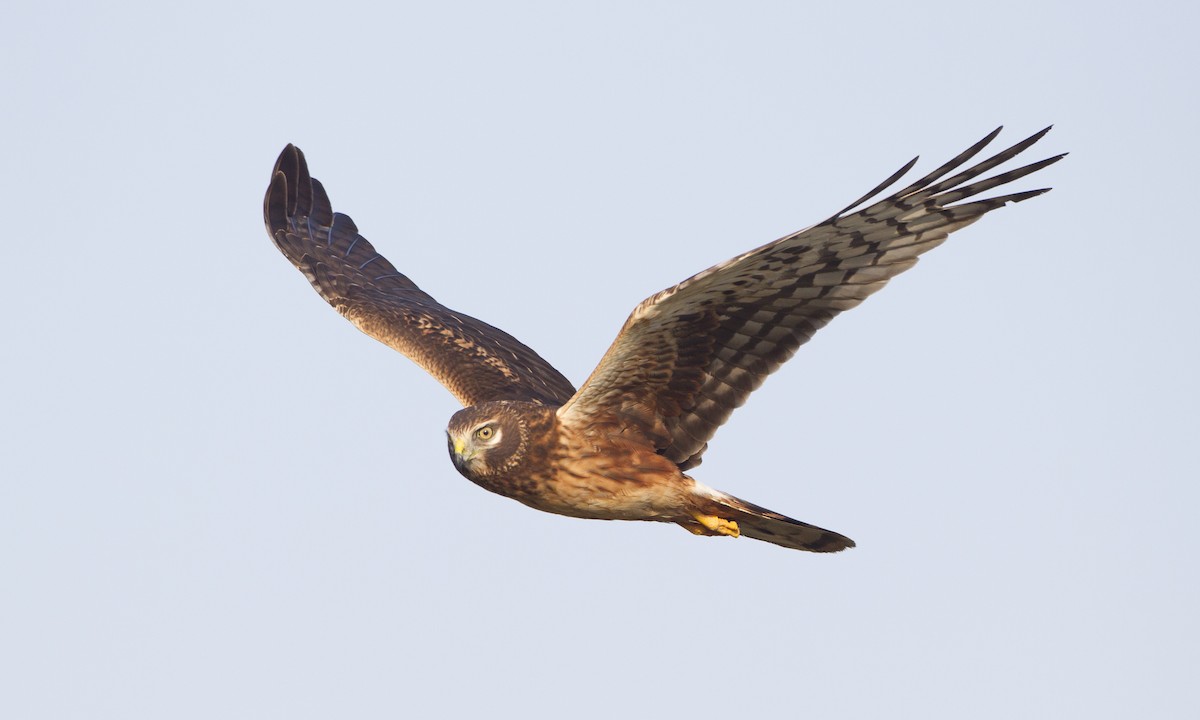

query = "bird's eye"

[{"left": 476, "top": 426, "right": 494, "bottom": 441}]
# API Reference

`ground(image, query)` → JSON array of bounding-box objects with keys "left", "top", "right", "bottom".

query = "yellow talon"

[{"left": 692, "top": 513, "right": 740, "bottom": 538}]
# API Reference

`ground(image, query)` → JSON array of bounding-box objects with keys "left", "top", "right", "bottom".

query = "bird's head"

[{"left": 445, "top": 401, "right": 531, "bottom": 482}]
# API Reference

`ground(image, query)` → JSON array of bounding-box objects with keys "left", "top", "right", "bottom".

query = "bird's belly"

[
  {"left": 502, "top": 451, "right": 690, "bottom": 523},
  {"left": 472, "top": 446, "right": 691, "bottom": 520}
]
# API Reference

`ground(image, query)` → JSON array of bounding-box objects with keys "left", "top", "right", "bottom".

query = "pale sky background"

[{"left": 2, "top": 1, "right": 1197, "bottom": 718}]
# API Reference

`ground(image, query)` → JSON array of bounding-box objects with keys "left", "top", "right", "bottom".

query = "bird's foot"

[{"left": 690, "top": 513, "right": 740, "bottom": 538}]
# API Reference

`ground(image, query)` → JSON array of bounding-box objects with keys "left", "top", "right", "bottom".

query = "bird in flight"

[{"left": 263, "top": 127, "right": 1062, "bottom": 553}]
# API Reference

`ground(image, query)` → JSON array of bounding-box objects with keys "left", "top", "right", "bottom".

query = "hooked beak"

[{"left": 448, "top": 433, "right": 473, "bottom": 473}]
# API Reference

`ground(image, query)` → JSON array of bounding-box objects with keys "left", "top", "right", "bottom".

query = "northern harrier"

[{"left": 263, "top": 127, "right": 1061, "bottom": 553}]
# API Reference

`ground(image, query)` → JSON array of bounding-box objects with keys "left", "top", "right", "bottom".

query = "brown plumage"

[{"left": 263, "top": 127, "right": 1063, "bottom": 553}]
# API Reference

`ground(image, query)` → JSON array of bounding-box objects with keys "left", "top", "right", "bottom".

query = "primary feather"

[
  {"left": 264, "top": 145, "right": 576, "bottom": 407},
  {"left": 558, "top": 127, "right": 1064, "bottom": 470},
  {"left": 264, "top": 127, "right": 1062, "bottom": 553}
]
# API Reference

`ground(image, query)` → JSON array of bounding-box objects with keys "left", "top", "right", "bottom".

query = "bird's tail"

[{"left": 686, "top": 483, "right": 855, "bottom": 553}]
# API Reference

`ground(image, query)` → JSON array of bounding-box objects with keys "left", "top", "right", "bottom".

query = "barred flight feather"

[
  {"left": 264, "top": 128, "right": 1061, "bottom": 553},
  {"left": 264, "top": 145, "right": 577, "bottom": 407},
  {"left": 559, "top": 127, "right": 1064, "bottom": 470}
]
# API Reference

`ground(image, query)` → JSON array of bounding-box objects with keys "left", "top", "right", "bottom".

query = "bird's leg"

[{"left": 690, "top": 513, "right": 740, "bottom": 538}]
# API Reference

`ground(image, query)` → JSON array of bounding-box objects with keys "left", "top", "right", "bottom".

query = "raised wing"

[
  {"left": 558, "top": 127, "right": 1064, "bottom": 469},
  {"left": 264, "top": 145, "right": 576, "bottom": 407}
]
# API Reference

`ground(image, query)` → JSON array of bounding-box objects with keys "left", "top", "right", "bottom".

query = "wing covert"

[
  {"left": 263, "top": 145, "right": 577, "bottom": 407},
  {"left": 558, "top": 127, "right": 1064, "bottom": 469}
]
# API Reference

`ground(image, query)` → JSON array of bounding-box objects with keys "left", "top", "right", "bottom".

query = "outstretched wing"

[
  {"left": 558, "top": 127, "right": 1064, "bottom": 469},
  {"left": 264, "top": 145, "right": 576, "bottom": 407}
]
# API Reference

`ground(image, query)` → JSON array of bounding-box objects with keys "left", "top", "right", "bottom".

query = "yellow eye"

[{"left": 475, "top": 426, "right": 494, "bottom": 441}]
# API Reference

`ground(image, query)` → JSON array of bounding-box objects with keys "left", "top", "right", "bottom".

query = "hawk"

[{"left": 263, "top": 127, "right": 1062, "bottom": 553}]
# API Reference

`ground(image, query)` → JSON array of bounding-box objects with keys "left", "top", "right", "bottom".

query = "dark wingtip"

[
  {"left": 273, "top": 143, "right": 299, "bottom": 172},
  {"left": 309, "top": 177, "right": 334, "bottom": 226},
  {"left": 265, "top": 144, "right": 316, "bottom": 234},
  {"left": 272, "top": 144, "right": 300, "bottom": 187},
  {"left": 831, "top": 155, "right": 920, "bottom": 219},
  {"left": 1008, "top": 187, "right": 1053, "bottom": 203},
  {"left": 264, "top": 152, "right": 291, "bottom": 234},
  {"left": 1012, "top": 125, "right": 1054, "bottom": 155}
]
